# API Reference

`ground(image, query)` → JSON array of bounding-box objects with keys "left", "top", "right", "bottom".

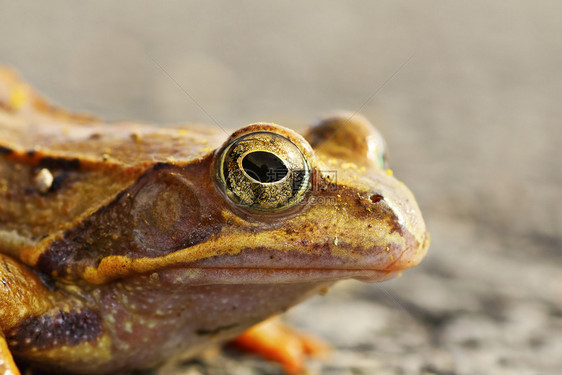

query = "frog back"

[{"left": 0, "top": 66, "right": 224, "bottom": 269}]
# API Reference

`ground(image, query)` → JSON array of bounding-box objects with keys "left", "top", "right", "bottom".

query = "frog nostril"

[
  {"left": 370, "top": 194, "right": 383, "bottom": 203},
  {"left": 242, "top": 151, "right": 288, "bottom": 183}
]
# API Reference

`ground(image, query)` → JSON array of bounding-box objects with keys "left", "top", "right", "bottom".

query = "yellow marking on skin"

[
  {"left": 173, "top": 268, "right": 203, "bottom": 283},
  {"left": 0, "top": 334, "right": 20, "bottom": 373},
  {"left": 123, "top": 321, "right": 133, "bottom": 333},
  {"left": 9, "top": 85, "right": 27, "bottom": 109},
  {"left": 341, "top": 162, "right": 358, "bottom": 170},
  {"left": 385, "top": 169, "right": 393, "bottom": 176},
  {"left": 0, "top": 230, "right": 38, "bottom": 260},
  {"left": 117, "top": 342, "right": 130, "bottom": 351},
  {"left": 13, "top": 332, "right": 111, "bottom": 367},
  {"left": 0, "top": 255, "right": 53, "bottom": 331}
]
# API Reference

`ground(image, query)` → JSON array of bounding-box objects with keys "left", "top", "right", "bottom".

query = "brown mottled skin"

[{"left": 0, "top": 66, "right": 429, "bottom": 374}]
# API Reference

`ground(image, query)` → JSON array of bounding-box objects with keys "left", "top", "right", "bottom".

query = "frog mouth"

[
  {"left": 83, "top": 239, "right": 427, "bottom": 284},
  {"left": 157, "top": 266, "right": 400, "bottom": 286},
  {"left": 154, "top": 236, "right": 429, "bottom": 286}
]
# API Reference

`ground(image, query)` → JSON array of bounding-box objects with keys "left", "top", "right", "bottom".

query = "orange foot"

[{"left": 232, "top": 317, "right": 330, "bottom": 374}]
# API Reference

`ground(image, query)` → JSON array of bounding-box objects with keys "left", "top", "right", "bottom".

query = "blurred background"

[{"left": 1, "top": 1, "right": 560, "bottom": 374}]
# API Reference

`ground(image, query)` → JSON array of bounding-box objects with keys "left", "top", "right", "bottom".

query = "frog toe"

[{"left": 232, "top": 317, "right": 329, "bottom": 374}]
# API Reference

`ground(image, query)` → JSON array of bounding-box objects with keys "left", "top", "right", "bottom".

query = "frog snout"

[{"left": 368, "top": 182, "right": 430, "bottom": 271}]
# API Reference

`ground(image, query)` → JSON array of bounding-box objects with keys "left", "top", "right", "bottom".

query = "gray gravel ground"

[{"left": 1, "top": 1, "right": 560, "bottom": 374}]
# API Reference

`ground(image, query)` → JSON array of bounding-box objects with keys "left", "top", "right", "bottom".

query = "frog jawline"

[{"left": 157, "top": 266, "right": 398, "bottom": 286}]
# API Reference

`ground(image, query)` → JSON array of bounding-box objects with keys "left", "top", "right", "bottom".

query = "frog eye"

[
  {"left": 217, "top": 130, "right": 311, "bottom": 212},
  {"left": 378, "top": 149, "right": 389, "bottom": 169},
  {"left": 304, "top": 112, "right": 389, "bottom": 169}
]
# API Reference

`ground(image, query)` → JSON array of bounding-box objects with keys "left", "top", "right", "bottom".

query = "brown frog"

[{"left": 0, "top": 66, "right": 429, "bottom": 374}]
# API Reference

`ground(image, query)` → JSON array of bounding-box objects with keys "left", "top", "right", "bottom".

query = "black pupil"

[{"left": 242, "top": 151, "right": 288, "bottom": 183}]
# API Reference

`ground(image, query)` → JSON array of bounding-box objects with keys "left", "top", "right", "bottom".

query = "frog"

[{"left": 0, "top": 66, "right": 429, "bottom": 375}]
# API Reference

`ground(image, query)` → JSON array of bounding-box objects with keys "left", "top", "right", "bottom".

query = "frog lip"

[
  {"left": 156, "top": 236, "right": 429, "bottom": 285},
  {"left": 158, "top": 266, "right": 401, "bottom": 285}
]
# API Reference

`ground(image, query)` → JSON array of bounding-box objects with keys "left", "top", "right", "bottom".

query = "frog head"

[
  {"left": 36, "top": 113, "right": 428, "bottom": 285},
  {"left": 201, "top": 112, "right": 430, "bottom": 284}
]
